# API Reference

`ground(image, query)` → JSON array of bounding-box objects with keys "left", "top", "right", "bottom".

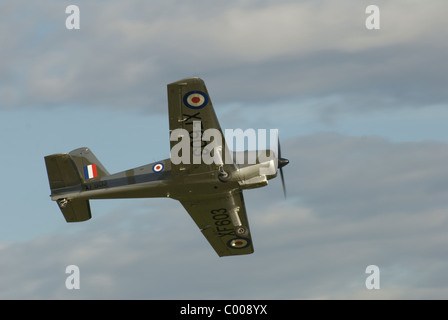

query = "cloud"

[
  {"left": 2, "top": 0, "right": 447, "bottom": 301},
  {"left": 2, "top": 133, "right": 448, "bottom": 299},
  {"left": 2, "top": 0, "right": 447, "bottom": 112},
  {"left": 281, "top": 134, "right": 448, "bottom": 216}
]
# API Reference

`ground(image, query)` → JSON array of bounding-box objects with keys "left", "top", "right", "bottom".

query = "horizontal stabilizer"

[{"left": 58, "top": 198, "right": 92, "bottom": 222}]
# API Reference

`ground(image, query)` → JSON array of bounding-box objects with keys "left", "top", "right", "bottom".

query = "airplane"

[{"left": 44, "top": 77, "right": 289, "bottom": 257}]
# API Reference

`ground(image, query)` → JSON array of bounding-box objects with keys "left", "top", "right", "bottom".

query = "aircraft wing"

[
  {"left": 180, "top": 190, "right": 254, "bottom": 257},
  {"left": 167, "top": 77, "right": 235, "bottom": 175}
]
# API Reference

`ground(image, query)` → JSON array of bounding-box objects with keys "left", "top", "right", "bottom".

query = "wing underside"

[{"left": 180, "top": 190, "right": 254, "bottom": 257}]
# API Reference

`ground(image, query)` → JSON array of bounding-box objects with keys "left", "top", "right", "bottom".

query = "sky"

[{"left": 1, "top": 0, "right": 448, "bottom": 299}]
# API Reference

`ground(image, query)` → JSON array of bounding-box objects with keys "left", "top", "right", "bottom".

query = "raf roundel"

[
  {"left": 183, "top": 90, "right": 209, "bottom": 109},
  {"left": 152, "top": 163, "right": 164, "bottom": 173},
  {"left": 227, "top": 238, "right": 251, "bottom": 249}
]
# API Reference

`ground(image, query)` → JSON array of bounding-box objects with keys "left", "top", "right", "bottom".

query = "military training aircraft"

[{"left": 44, "top": 77, "right": 289, "bottom": 257}]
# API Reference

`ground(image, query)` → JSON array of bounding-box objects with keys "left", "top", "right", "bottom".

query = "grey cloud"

[
  {"left": 276, "top": 134, "right": 448, "bottom": 217},
  {"left": 2, "top": 0, "right": 447, "bottom": 113}
]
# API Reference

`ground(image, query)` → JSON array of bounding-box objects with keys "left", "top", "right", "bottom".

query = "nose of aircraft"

[{"left": 278, "top": 157, "right": 289, "bottom": 169}]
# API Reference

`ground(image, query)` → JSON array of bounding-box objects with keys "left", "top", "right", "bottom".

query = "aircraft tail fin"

[
  {"left": 44, "top": 147, "right": 108, "bottom": 222},
  {"left": 68, "top": 147, "right": 110, "bottom": 183}
]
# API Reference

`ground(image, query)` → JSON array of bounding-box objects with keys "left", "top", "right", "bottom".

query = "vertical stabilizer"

[{"left": 69, "top": 147, "right": 110, "bottom": 183}]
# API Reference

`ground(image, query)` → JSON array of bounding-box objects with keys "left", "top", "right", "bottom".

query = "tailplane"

[{"left": 44, "top": 147, "right": 108, "bottom": 222}]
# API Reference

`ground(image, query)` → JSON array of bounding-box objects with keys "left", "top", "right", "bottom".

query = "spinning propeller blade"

[{"left": 277, "top": 135, "right": 289, "bottom": 198}]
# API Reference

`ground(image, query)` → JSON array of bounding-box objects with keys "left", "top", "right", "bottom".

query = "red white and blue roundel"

[
  {"left": 183, "top": 90, "right": 209, "bottom": 109},
  {"left": 152, "top": 163, "right": 164, "bottom": 173},
  {"left": 227, "top": 238, "right": 251, "bottom": 249}
]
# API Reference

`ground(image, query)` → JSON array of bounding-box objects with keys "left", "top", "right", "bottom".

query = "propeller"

[{"left": 277, "top": 135, "right": 289, "bottom": 198}]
